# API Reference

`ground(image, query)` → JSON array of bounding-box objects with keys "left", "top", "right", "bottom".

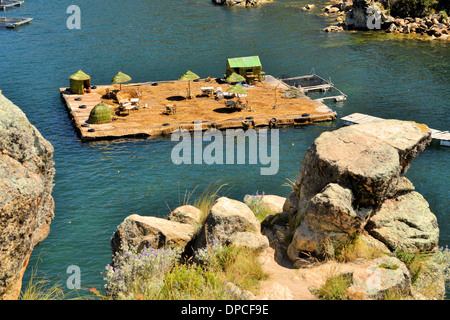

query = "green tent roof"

[
  {"left": 226, "top": 72, "right": 246, "bottom": 83},
  {"left": 227, "top": 56, "right": 261, "bottom": 69},
  {"left": 70, "top": 70, "right": 91, "bottom": 81},
  {"left": 227, "top": 83, "right": 247, "bottom": 95},
  {"left": 88, "top": 102, "right": 111, "bottom": 124},
  {"left": 179, "top": 70, "right": 200, "bottom": 81},
  {"left": 112, "top": 71, "right": 132, "bottom": 84}
]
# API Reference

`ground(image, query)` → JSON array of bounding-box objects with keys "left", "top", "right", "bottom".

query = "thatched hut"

[
  {"left": 69, "top": 70, "right": 91, "bottom": 94},
  {"left": 88, "top": 102, "right": 111, "bottom": 124}
]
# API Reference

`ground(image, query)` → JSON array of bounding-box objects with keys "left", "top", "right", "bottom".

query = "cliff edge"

[{"left": 0, "top": 92, "right": 55, "bottom": 300}]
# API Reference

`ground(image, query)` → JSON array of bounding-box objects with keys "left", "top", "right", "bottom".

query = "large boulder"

[
  {"left": 259, "top": 195, "right": 286, "bottom": 214},
  {"left": 0, "top": 93, "right": 55, "bottom": 300},
  {"left": 168, "top": 205, "right": 204, "bottom": 227},
  {"left": 287, "top": 120, "right": 434, "bottom": 263},
  {"left": 194, "top": 197, "right": 267, "bottom": 250},
  {"left": 111, "top": 214, "right": 197, "bottom": 254},
  {"left": 294, "top": 120, "right": 431, "bottom": 213},
  {"left": 288, "top": 183, "right": 372, "bottom": 259},
  {"left": 346, "top": 256, "right": 412, "bottom": 299},
  {"left": 366, "top": 191, "right": 439, "bottom": 252}
]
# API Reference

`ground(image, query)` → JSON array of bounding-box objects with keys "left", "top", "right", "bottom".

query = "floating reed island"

[{"left": 60, "top": 60, "right": 338, "bottom": 142}]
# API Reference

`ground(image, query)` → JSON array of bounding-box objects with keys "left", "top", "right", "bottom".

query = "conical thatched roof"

[
  {"left": 70, "top": 70, "right": 91, "bottom": 81},
  {"left": 112, "top": 71, "right": 132, "bottom": 84},
  {"left": 227, "top": 83, "right": 247, "bottom": 95},
  {"left": 226, "top": 72, "right": 246, "bottom": 83},
  {"left": 179, "top": 70, "right": 200, "bottom": 81},
  {"left": 87, "top": 102, "right": 111, "bottom": 124}
]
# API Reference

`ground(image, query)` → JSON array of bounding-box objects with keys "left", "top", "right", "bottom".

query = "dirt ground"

[{"left": 93, "top": 77, "right": 327, "bottom": 127}]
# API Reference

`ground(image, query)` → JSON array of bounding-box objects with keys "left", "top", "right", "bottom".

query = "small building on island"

[
  {"left": 226, "top": 56, "right": 263, "bottom": 83},
  {"left": 88, "top": 102, "right": 111, "bottom": 124},
  {"left": 69, "top": 70, "right": 91, "bottom": 94}
]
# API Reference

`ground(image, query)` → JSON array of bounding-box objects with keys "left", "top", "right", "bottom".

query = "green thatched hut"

[
  {"left": 70, "top": 70, "right": 91, "bottom": 94},
  {"left": 88, "top": 102, "right": 111, "bottom": 124}
]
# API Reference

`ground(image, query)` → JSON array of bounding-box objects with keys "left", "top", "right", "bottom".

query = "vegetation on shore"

[
  {"left": 388, "top": 0, "right": 449, "bottom": 18},
  {"left": 95, "top": 241, "right": 267, "bottom": 300}
]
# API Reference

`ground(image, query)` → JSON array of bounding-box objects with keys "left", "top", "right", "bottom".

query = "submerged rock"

[{"left": 0, "top": 93, "right": 55, "bottom": 300}]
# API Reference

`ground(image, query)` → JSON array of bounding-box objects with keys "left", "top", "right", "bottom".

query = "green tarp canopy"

[
  {"left": 225, "top": 72, "right": 246, "bottom": 83},
  {"left": 69, "top": 70, "right": 91, "bottom": 94},
  {"left": 227, "top": 56, "right": 261, "bottom": 69},
  {"left": 227, "top": 83, "right": 247, "bottom": 95}
]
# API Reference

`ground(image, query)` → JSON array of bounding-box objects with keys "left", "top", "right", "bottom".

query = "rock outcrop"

[
  {"left": 111, "top": 197, "right": 269, "bottom": 256},
  {"left": 314, "top": 0, "right": 450, "bottom": 40},
  {"left": 109, "top": 120, "right": 444, "bottom": 299},
  {"left": 286, "top": 120, "right": 434, "bottom": 261},
  {"left": 212, "top": 0, "right": 270, "bottom": 7},
  {"left": 256, "top": 119, "right": 446, "bottom": 299},
  {"left": 0, "top": 93, "right": 55, "bottom": 300},
  {"left": 194, "top": 197, "right": 268, "bottom": 251}
]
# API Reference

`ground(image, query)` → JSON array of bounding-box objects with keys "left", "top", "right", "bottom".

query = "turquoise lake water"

[{"left": 0, "top": 0, "right": 448, "bottom": 297}]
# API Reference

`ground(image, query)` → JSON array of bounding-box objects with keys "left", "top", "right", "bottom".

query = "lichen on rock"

[{"left": 0, "top": 93, "right": 55, "bottom": 300}]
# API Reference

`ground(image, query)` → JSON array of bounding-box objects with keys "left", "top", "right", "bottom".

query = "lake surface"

[{"left": 0, "top": 0, "right": 448, "bottom": 297}]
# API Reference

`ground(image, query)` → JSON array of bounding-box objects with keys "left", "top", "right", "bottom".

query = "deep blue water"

[{"left": 0, "top": 0, "right": 448, "bottom": 297}]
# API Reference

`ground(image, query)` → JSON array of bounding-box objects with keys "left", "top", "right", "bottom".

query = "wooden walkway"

[
  {"left": 281, "top": 72, "right": 347, "bottom": 103},
  {"left": 341, "top": 113, "right": 449, "bottom": 147},
  {"left": 0, "top": 0, "right": 22, "bottom": 11},
  {"left": 0, "top": 16, "right": 32, "bottom": 28}
]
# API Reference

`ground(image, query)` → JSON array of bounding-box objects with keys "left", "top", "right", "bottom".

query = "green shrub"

[
  {"left": 161, "top": 265, "right": 235, "bottom": 300},
  {"left": 103, "top": 243, "right": 182, "bottom": 300},
  {"left": 244, "top": 192, "right": 274, "bottom": 222},
  {"left": 390, "top": 0, "right": 438, "bottom": 18},
  {"left": 101, "top": 241, "right": 267, "bottom": 300},
  {"left": 315, "top": 273, "right": 353, "bottom": 300}
]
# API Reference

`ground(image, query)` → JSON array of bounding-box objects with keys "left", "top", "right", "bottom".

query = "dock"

[
  {"left": 0, "top": 0, "right": 22, "bottom": 11},
  {"left": 281, "top": 71, "right": 347, "bottom": 103},
  {"left": 0, "top": 16, "right": 32, "bottom": 28},
  {"left": 60, "top": 76, "right": 337, "bottom": 141},
  {"left": 341, "top": 113, "right": 449, "bottom": 147}
]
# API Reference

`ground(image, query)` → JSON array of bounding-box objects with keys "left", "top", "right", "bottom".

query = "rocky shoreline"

[
  {"left": 304, "top": 0, "right": 450, "bottom": 41},
  {"left": 110, "top": 120, "right": 447, "bottom": 300},
  {"left": 212, "top": 0, "right": 273, "bottom": 7}
]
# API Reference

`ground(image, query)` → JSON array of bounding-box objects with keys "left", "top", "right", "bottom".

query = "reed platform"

[
  {"left": 60, "top": 76, "right": 337, "bottom": 142},
  {"left": 341, "top": 112, "right": 449, "bottom": 147}
]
